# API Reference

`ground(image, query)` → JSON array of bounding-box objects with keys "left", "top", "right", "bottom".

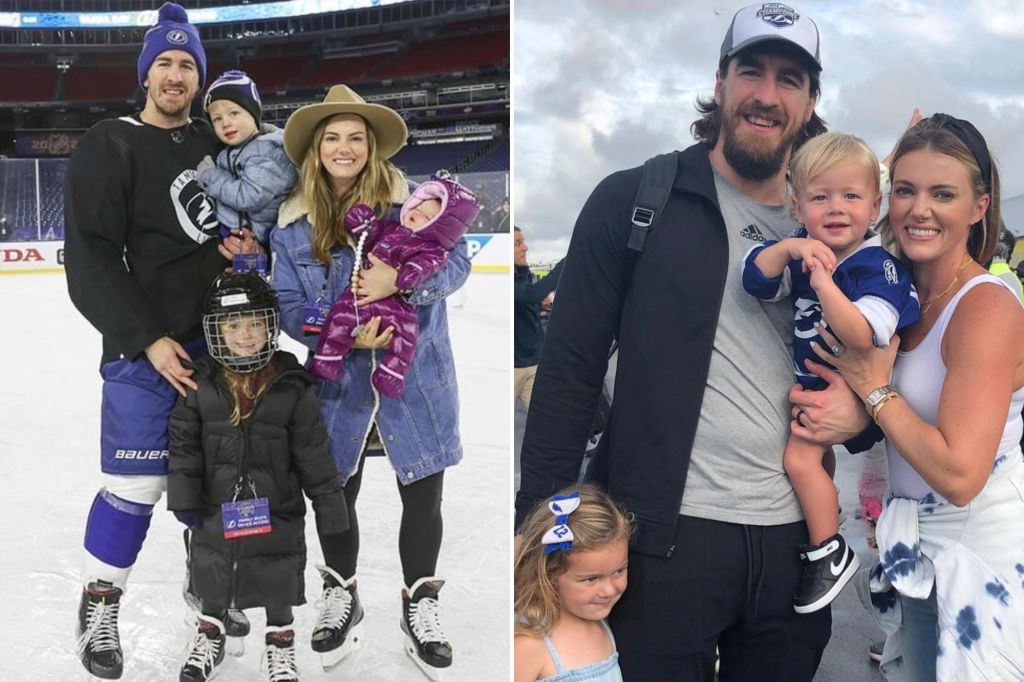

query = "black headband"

[{"left": 931, "top": 113, "right": 992, "bottom": 192}]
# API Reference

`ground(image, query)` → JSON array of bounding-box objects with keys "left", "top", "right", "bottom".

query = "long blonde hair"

[
  {"left": 877, "top": 116, "right": 1001, "bottom": 266},
  {"left": 514, "top": 484, "right": 632, "bottom": 637},
  {"left": 296, "top": 113, "right": 402, "bottom": 264},
  {"left": 221, "top": 368, "right": 272, "bottom": 426}
]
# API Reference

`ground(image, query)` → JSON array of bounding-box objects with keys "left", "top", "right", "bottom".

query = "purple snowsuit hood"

[{"left": 400, "top": 176, "right": 481, "bottom": 248}]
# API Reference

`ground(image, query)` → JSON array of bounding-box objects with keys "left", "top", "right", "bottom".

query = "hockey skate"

[
  {"left": 401, "top": 577, "right": 452, "bottom": 681},
  {"left": 179, "top": 614, "right": 226, "bottom": 682},
  {"left": 182, "top": 528, "right": 250, "bottom": 656},
  {"left": 262, "top": 626, "right": 299, "bottom": 682},
  {"left": 76, "top": 580, "right": 124, "bottom": 680},
  {"left": 310, "top": 565, "right": 364, "bottom": 671}
]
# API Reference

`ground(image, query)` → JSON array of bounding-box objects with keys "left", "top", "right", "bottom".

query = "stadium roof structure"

[
  {"left": 0, "top": 0, "right": 413, "bottom": 28},
  {"left": 0, "top": 0, "right": 508, "bottom": 49}
]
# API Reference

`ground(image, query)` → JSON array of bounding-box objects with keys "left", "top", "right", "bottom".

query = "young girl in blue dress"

[{"left": 514, "top": 484, "right": 631, "bottom": 682}]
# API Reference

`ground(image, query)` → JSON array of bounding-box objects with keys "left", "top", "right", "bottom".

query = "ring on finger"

[
  {"left": 831, "top": 342, "right": 846, "bottom": 357},
  {"left": 795, "top": 410, "right": 806, "bottom": 427}
]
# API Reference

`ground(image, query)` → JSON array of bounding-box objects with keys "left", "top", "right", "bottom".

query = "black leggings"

[
  {"left": 203, "top": 603, "right": 293, "bottom": 628},
  {"left": 318, "top": 453, "right": 445, "bottom": 587}
]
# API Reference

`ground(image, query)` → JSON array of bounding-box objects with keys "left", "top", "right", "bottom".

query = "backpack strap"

[
  {"left": 627, "top": 151, "right": 678, "bottom": 253},
  {"left": 618, "top": 150, "right": 679, "bottom": 310},
  {"left": 593, "top": 152, "right": 680, "bottom": 481}
]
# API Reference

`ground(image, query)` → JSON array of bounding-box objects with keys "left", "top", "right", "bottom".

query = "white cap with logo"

[{"left": 720, "top": 3, "right": 821, "bottom": 70}]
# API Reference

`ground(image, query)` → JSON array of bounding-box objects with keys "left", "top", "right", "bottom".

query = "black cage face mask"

[{"left": 204, "top": 308, "right": 279, "bottom": 374}]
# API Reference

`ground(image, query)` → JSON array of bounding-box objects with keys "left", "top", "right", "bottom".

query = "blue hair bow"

[{"left": 541, "top": 491, "right": 581, "bottom": 554}]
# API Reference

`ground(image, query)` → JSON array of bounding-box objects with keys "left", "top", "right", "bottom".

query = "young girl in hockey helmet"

[
  {"left": 167, "top": 272, "right": 348, "bottom": 682},
  {"left": 514, "top": 484, "right": 632, "bottom": 682}
]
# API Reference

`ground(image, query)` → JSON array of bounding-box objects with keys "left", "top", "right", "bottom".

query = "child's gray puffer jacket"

[{"left": 197, "top": 127, "right": 297, "bottom": 246}]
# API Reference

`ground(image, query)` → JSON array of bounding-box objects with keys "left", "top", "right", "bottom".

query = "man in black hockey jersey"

[{"left": 64, "top": 4, "right": 254, "bottom": 678}]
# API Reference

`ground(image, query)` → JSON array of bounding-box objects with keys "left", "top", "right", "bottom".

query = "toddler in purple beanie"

[{"left": 195, "top": 70, "right": 297, "bottom": 249}]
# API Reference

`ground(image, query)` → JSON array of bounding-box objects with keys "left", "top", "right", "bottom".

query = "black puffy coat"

[{"left": 168, "top": 351, "right": 347, "bottom": 610}]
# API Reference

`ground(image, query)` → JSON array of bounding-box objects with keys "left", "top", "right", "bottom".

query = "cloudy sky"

[{"left": 513, "top": 0, "right": 1024, "bottom": 263}]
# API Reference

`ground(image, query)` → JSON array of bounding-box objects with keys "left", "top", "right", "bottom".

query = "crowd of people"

[
  {"left": 64, "top": 3, "right": 477, "bottom": 681},
  {"left": 514, "top": 3, "right": 1024, "bottom": 682}
]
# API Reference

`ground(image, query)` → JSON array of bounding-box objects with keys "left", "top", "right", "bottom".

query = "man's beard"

[
  {"left": 155, "top": 98, "right": 190, "bottom": 119},
  {"left": 149, "top": 86, "right": 192, "bottom": 120},
  {"left": 721, "top": 107, "right": 801, "bottom": 181}
]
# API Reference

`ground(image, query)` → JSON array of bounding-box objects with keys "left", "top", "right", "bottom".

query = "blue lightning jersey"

[{"left": 742, "top": 231, "right": 920, "bottom": 389}]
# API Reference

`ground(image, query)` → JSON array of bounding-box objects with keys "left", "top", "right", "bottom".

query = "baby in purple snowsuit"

[{"left": 309, "top": 175, "right": 480, "bottom": 397}]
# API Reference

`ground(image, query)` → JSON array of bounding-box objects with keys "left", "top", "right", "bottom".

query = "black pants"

[
  {"left": 609, "top": 515, "right": 831, "bottom": 681},
  {"left": 318, "top": 453, "right": 445, "bottom": 587}
]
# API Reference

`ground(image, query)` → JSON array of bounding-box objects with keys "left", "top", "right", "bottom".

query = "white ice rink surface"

[{"left": 0, "top": 271, "right": 510, "bottom": 681}]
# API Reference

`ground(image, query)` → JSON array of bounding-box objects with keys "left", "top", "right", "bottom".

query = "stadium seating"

[
  {"left": 392, "top": 140, "right": 489, "bottom": 176},
  {"left": 67, "top": 68, "right": 138, "bottom": 102},
  {"left": 39, "top": 161, "right": 67, "bottom": 238},
  {"left": 378, "top": 31, "right": 509, "bottom": 80},
  {"left": 239, "top": 54, "right": 313, "bottom": 92},
  {"left": 463, "top": 138, "right": 509, "bottom": 173},
  {"left": 1, "top": 161, "right": 40, "bottom": 241},
  {"left": 0, "top": 66, "right": 55, "bottom": 102},
  {"left": 0, "top": 158, "right": 509, "bottom": 241},
  {"left": 0, "top": 2, "right": 509, "bottom": 243},
  {"left": 299, "top": 55, "right": 385, "bottom": 88}
]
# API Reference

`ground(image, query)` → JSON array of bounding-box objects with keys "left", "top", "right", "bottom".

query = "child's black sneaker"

[{"left": 793, "top": 532, "right": 859, "bottom": 614}]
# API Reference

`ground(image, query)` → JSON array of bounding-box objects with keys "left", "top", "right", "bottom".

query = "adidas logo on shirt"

[{"left": 740, "top": 224, "right": 767, "bottom": 243}]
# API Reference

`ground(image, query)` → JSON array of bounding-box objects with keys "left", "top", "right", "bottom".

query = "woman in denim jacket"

[{"left": 270, "top": 85, "right": 469, "bottom": 677}]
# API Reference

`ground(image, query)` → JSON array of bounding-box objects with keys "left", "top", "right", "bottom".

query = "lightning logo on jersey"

[{"left": 171, "top": 169, "right": 220, "bottom": 244}]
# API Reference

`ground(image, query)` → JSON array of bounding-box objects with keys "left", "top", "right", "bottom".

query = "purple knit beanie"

[
  {"left": 137, "top": 2, "right": 207, "bottom": 89},
  {"left": 204, "top": 70, "right": 262, "bottom": 126}
]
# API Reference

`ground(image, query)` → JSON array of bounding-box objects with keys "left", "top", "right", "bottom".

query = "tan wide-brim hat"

[{"left": 283, "top": 84, "right": 409, "bottom": 166}]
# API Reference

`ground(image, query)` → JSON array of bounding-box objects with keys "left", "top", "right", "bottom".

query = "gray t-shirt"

[{"left": 678, "top": 167, "right": 804, "bottom": 525}]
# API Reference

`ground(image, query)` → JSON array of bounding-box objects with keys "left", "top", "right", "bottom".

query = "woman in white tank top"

[{"left": 810, "top": 114, "right": 1024, "bottom": 681}]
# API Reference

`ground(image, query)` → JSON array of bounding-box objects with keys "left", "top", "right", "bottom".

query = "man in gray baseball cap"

[
  {"left": 720, "top": 2, "right": 821, "bottom": 69},
  {"left": 516, "top": 4, "right": 862, "bottom": 679}
]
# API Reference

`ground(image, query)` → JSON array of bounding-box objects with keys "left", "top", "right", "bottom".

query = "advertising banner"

[
  {"left": 466, "top": 233, "right": 509, "bottom": 273},
  {"left": 14, "top": 131, "right": 81, "bottom": 157},
  {"left": 0, "top": 241, "right": 65, "bottom": 274},
  {"left": 0, "top": 236, "right": 507, "bottom": 274}
]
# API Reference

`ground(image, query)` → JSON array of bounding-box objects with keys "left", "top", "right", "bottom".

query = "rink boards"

[{"left": 0, "top": 233, "right": 511, "bottom": 274}]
